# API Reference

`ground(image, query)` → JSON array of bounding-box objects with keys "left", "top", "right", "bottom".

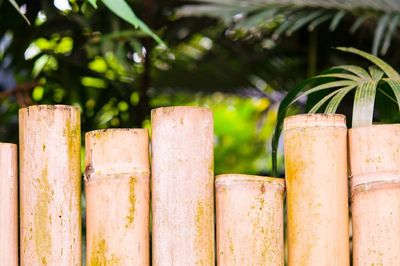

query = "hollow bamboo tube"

[
  {"left": 85, "top": 129, "right": 150, "bottom": 265},
  {"left": 0, "top": 143, "right": 18, "bottom": 266},
  {"left": 349, "top": 125, "right": 400, "bottom": 265},
  {"left": 215, "top": 174, "right": 285, "bottom": 265},
  {"left": 19, "top": 105, "right": 81, "bottom": 265},
  {"left": 151, "top": 106, "right": 214, "bottom": 265},
  {"left": 283, "top": 114, "right": 349, "bottom": 265}
]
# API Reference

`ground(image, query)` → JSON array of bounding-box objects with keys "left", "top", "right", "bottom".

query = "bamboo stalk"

[
  {"left": 283, "top": 114, "right": 349, "bottom": 265},
  {"left": 350, "top": 124, "right": 400, "bottom": 265},
  {"left": 19, "top": 105, "right": 81, "bottom": 265},
  {"left": 85, "top": 129, "right": 150, "bottom": 265},
  {"left": 0, "top": 143, "right": 18, "bottom": 266},
  {"left": 215, "top": 174, "right": 285, "bottom": 265},
  {"left": 151, "top": 106, "right": 214, "bottom": 265}
]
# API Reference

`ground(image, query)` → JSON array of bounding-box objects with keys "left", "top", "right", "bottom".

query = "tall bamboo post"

[
  {"left": 85, "top": 129, "right": 150, "bottom": 265},
  {"left": 151, "top": 106, "right": 214, "bottom": 265},
  {"left": 283, "top": 114, "right": 349, "bottom": 265},
  {"left": 19, "top": 105, "right": 81, "bottom": 265},
  {"left": 0, "top": 143, "right": 18, "bottom": 266},
  {"left": 215, "top": 174, "right": 285, "bottom": 265},
  {"left": 350, "top": 125, "right": 400, "bottom": 265}
]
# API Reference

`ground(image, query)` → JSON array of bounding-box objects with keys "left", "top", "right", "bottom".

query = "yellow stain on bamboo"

[
  {"left": 125, "top": 176, "right": 137, "bottom": 228},
  {"left": 90, "top": 235, "right": 121, "bottom": 266},
  {"left": 34, "top": 164, "right": 52, "bottom": 265},
  {"left": 195, "top": 199, "right": 213, "bottom": 266}
]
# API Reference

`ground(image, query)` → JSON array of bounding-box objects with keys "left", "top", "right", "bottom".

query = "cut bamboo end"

[
  {"left": 151, "top": 106, "right": 215, "bottom": 265},
  {"left": 215, "top": 174, "right": 285, "bottom": 188},
  {"left": 19, "top": 104, "right": 81, "bottom": 265},
  {"left": 85, "top": 128, "right": 150, "bottom": 265},
  {"left": 349, "top": 124, "right": 400, "bottom": 265},
  {"left": 0, "top": 143, "right": 18, "bottom": 266},
  {"left": 349, "top": 124, "right": 400, "bottom": 187},
  {"left": 85, "top": 128, "right": 149, "bottom": 181},
  {"left": 216, "top": 174, "right": 284, "bottom": 265},
  {"left": 283, "top": 113, "right": 346, "bottom": 130},
  {"left": 283, "top": 114, "right": 349, "bottom": 265}
]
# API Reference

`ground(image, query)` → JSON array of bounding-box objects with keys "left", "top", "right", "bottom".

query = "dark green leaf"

[
  {"left": 372, "top": 14, "right": 390, "bottom": 55},
  {"left": 101, "top": 0, "right": 166, "bottom": 46},
  {"left": 381, "top": 14, "right": 399, "bottom": 55},
  {"left": 329, "top": 10, "right": 346, "bottom": 31},
  {"left": 325, "top": 85, "right": 355, "bottom": 113}
]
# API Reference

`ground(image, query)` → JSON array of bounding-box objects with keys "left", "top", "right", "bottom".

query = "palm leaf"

[
  {"left": 336, "top": 47, "right": 400, "bottom": 80},
  {"left": 372, "top": 14, "right": 390, "bottom": 55},
  {"left": 308, "top": 89, "right": 342, "bottom": 113},
  {"left": 383, "top": 78, "right": 400, "bottom": 111},
  {"left": 352, "top": 81, "right": 379, "bottom": 127},
  {"left": 325, "top": 85, "right": 355, "bottom": 113}
]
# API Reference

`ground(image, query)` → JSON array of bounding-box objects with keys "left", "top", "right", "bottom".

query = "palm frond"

[{"left": 178, "top": 0, "right": 400, "bottom": 55}]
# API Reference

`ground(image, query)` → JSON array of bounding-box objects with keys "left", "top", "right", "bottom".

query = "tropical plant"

[
  {"left": 271, "top": 47, "right": 400, "bottom": 176},
  {"left": 179, "top": 0, "right": 400, "bottom": 55},
  {"left": 5, "top": 0, "right": 164, "bottom": 45}
]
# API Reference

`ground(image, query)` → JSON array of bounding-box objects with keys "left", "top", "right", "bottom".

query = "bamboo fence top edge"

[
  {"left": 151, "top": 106, "right": 211, "bottom": 114},
  {"left": 19, "top": 104, "right": 79, "bottom": 113},
  {"left": 215, "top": 174, "right": 285, "bottom": 187},
  {"left": 86, "top": 128, "right": 148, "bottom": 135},
  {"left": 284, "top": 113, "right": 346, "bottom": 131}
]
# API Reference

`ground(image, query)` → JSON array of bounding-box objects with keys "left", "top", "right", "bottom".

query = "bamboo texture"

[
  {"left": 283, "top": 114, "right": 349, "bottom": 265},
  {"left": 151, "top": 106, "right": 215, "bottom": 265},
  {"left": 19, "top": 105, "right": 81, "bottom": 265},
  {"left": 350, "top": 124, "right": 400, "bottom": 265},
  {"left": 0, "top": 143, "right": 18, "bottom": 266},
  {"left": 85, "top": 129, "right": 150, "bottom": 265},
  {"left": 215, "top": 174, "right": 285, "bottom": 265}
]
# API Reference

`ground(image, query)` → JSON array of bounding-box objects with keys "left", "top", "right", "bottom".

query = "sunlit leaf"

[
  {"left": 292, "top": 80, "right": 356, "bottom": 104},
  {"left": 88, "top": 0, "right": 97, "bottom": 8},
  {"left": 8, "top": 0, "right": 30, "bottom": 25},
  {"left": 330, "top": 65, "right": 371, "bottom": 80},
  {"left": 101, "top": 0, "right": 166, "bottom": 46},
  {"left": 336, "top": 47, "right": 400, "bottom": 80},
  {"left": 352, "top": 81, "right": 378, "bottom": 127}
]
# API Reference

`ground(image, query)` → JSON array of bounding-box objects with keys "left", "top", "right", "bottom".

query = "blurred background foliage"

[{"left": 1, "top": 0, "right": 400, "bottom": 177}]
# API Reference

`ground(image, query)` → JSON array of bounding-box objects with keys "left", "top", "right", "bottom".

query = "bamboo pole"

[
  {"left": 85, "top": 129, "right": 150, "bottom": 265},
  {"left": 350, "top": 125, "right": 400, "bottom": 265},
  {"left": 215, "top": 174, "right": 285, "bottom": 265},
  {"left": 151, "top": 106, "right": 214, "bottom": 265},
  {"left": 0, "top": 143, "right": 18, "bottom": 266},
  {"left": 19, "top": 105, "right": 81, "bottom": 265},
  {"left": 283, "top": 114, "right": 349, "bottom": 265}
]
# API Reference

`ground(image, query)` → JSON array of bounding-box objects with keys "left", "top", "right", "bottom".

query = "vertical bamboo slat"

[
  {"left": 283, "top": 114, "right": 349, "bottom": 265},
  {"left": 215, "top": 174, "right": 285, "bottom": 265},
  {"left": 350, "top": 125, "right": 400, "bottom": 265},
  {"left": 151, "top": 106, "right": 214, "bottom": 265},
  {"left": 19, "top": 105, "right": 81, "bottom": 265},
  {"left": 0, "top": 143, "right": 18, "bottom": 266},
  {"left": 85, "top": 129, "right": 150, "bottom": 265}
]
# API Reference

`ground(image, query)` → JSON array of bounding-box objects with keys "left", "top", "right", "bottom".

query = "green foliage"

[
  {"left": 179, "top": 0, "right": 400, "bottom": 55},
  {"left": 90, "top": 0, "right": 165, "bottom": 46},
  {"left": 272, "top": 47, "right": 400, "bottom": 175},
  {"left": 7, "top": 0, "right": 30, "bottom": 24}
]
